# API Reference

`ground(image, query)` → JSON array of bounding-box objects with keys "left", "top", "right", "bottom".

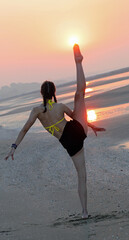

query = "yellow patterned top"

[{"left": 44, "top": 99, "right": 64, "bottom": 136}]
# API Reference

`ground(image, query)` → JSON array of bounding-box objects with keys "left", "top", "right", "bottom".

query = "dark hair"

[{"left": 41, "top": 81, "right": 57, "bottom": 113}]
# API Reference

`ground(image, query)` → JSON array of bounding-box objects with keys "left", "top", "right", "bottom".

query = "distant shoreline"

[{"left": 0, "top": 66, "right": 129, "bottom": 101}]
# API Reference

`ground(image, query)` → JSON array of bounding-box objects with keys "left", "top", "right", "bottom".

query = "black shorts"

[{"left": 59, "top": 119, "right": 87, "bottom": 157}]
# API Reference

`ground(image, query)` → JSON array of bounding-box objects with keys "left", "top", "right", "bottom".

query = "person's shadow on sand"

[{"left": 51, "top": 210, "right": 129, "bottom": 227}]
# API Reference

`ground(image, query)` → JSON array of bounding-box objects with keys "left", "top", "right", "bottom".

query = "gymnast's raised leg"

[{"left": 71, "top": 44, "right": 88, "bottom": 219}]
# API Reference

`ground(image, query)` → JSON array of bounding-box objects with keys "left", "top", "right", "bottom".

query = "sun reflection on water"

[
  {"left": 85, "top": 88, "right": 93, "bottom": 93},
  {"left": 87, "top": 110, "right": 97, "bottom": 122}
]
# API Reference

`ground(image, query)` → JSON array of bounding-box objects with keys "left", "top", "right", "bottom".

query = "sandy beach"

[{"left": 0, "top": 111, "right": 129, "bottom": 240}]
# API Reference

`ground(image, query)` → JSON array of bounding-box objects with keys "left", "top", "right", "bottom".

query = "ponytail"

[
  {"left": 43, "top": 96, "right": 47, "bottom": 113},
  {"left": 53, "top": 93, "right": 57, "bottom": 103}
]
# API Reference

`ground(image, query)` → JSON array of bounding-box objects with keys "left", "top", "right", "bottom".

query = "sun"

[
  {"left": 87, "top": 110, "right": 97, "bottom": 122},
  {"left": 69, "top": 36, "right": 79, "bottom": 46}
]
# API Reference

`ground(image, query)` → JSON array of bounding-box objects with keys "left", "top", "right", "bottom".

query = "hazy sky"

[{"left": 0, "top": 0, "right": 129, "bottom": 88}]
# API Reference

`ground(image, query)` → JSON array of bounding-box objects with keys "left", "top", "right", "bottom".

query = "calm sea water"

[{"left": 0, "top": 69, "right": 129, "bottom": 133}]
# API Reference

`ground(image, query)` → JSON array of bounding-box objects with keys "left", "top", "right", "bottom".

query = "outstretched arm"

[
  {"left": 88, "top": 122, "right": 106, "bottom": 136},
  {"left": 5, "top": 108, "right": 38, "bottom": 160}
]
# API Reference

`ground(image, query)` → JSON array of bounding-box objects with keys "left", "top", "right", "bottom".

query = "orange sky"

[{"left": 0, "top": 0, "right": 129, "bottom": 88}]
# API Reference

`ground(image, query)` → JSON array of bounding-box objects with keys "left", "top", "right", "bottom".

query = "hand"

[
  {"left": 92, "top": 126, "right": 106, "bottom": 136},
  {"left": 5, "top": 148, "right": 15, "bottom": 160}
]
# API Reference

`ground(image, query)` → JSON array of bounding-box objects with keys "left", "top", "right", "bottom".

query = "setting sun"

[
  {"left": 69, "top": 36, "right": 79, "bottom": 46},
  {"left": 87, "top": 110, "right": 97, "bottom": 122}
]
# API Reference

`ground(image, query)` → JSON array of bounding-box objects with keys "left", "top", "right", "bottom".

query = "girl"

[{"left": 5, "top": 44, "right": 105, "bottom": 219}]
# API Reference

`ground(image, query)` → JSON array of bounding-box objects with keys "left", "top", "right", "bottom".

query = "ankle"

[{"left": 75, "top": 59, "right": 83, "bottom": 64}]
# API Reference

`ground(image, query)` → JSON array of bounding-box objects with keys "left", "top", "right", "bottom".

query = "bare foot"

[
  {"left": 73, "top": 44, "right": 83, "bottom": 63},
  {"left": 82, "top": 211, "right": 89, "bottom": 219}
]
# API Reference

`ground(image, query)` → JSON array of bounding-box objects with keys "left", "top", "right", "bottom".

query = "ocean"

[{"left": 0, "top": 67, "right": 129, "bottom": 133}]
